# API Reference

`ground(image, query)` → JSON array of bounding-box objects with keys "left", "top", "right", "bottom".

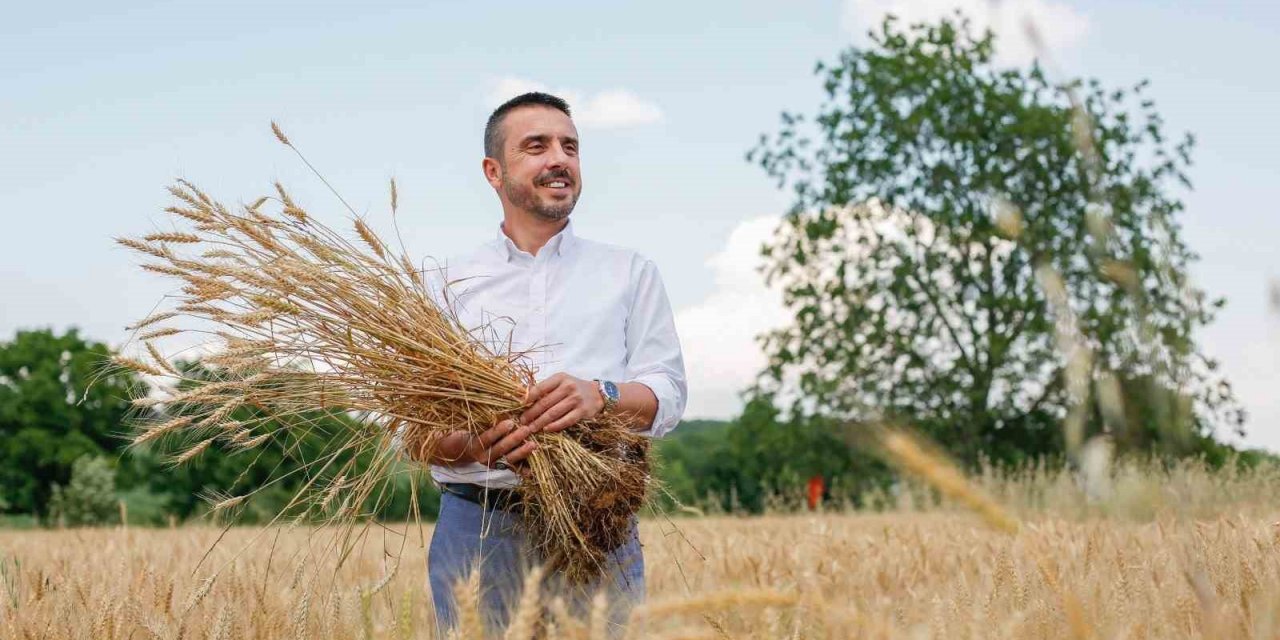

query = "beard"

[{"left": 502, "top": 170, "right": 579, "bottom": 222}]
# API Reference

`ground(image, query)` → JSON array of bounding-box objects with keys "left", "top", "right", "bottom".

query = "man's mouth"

[{"left": 541, "top": 180, "right": 571, "bottom": 189}]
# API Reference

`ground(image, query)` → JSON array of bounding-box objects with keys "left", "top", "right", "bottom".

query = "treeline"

[
  {"left": 652, "top": 397, "right": 1271, "bottom": 515},
  {"left": 0, "top": 328, "right": 440, "bottom": 527},
  {"left": 0, "top": 328, "right": 1272, "bottom": 527}
]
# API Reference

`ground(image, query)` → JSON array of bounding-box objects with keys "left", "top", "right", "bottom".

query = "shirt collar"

[{"left": 495, "top": 218, "right": 577, "bottom": 263}]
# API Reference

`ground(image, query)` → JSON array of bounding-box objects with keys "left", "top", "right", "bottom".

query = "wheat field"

[{"left": 3, "top": 462, "right": 1280, "bottom": 639}]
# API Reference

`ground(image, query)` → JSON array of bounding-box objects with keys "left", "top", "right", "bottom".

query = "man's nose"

[{"left": 546, "top": 141, "right": 572, "bottom": 167}]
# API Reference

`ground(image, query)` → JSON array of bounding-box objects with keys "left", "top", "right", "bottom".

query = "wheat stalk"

[
  {"left": 878, "top": 428, "right": 1020, "bottom": 534},
  {"left": 504, "top": 566, "right": 547, "bottom": 640}
]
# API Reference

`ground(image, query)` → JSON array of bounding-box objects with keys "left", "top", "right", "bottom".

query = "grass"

[{"left": 2, "top": 459, "right": 1279, "bottom": 639}]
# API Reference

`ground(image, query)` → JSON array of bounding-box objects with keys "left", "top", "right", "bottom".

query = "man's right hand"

[
  {"left": 415, "top": 418, "right": 538, "bottom": 468},
  {"left": 464, "top": 418, "right": 539, "bottom": 469}
]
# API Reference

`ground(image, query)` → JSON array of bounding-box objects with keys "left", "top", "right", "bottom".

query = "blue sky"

[{"left": 3, "top": 0, "right": 1278, "bottom": 450}]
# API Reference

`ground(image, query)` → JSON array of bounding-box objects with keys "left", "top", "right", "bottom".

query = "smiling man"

[{"left": 412, "top": 92, "right": 688, "bottom": 634}]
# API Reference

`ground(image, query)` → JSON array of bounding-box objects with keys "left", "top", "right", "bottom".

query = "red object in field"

[{"left": 806, "top": 475, "right": 824, "bottom": 510}]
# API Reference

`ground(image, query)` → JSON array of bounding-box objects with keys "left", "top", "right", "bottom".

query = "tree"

[
  {"left": 120, "top": 360, "right": 440, "bottom": 523},
  {"left": 719, "top": 395, "right": 888, "bottom": 512},
  {"left": 48, "top": 455, "right": 118, "bottom": 526},
  {"left": 0, "top": 328, "right": 438, "bottom": 524},
  {"left": 654, "top": 409, "right": 890, "bottom": 513},
  {"left": 746, "top": 14, "right": 1243, "bottom": 465},
  {"left": 0, "top": 329, "right": 145, "bottom": 515}
]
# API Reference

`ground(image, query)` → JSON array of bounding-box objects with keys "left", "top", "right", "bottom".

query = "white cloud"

[
  {"left": 841, "top": 0, "right": 1090, "bottom": 66},
  {"left": 576, "top": 90, "right": 664, "bottom": 128},
  {"left": 674, "top": 216, "right": 792, "bottom": 419},
  {"left": 490, "top": 77, "right": 555, "bottom": 105},
  {"left": 487, "top": 77, "right": 663, "bottom": 129}
]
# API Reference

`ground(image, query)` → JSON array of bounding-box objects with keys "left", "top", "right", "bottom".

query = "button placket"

[{"left": 529, "top": 258, "right": 547, "bottom": 368}]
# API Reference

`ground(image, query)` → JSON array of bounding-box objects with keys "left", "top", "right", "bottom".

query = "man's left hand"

[{"left": 520, "top": 372, "right": 605, "bottom": 433}]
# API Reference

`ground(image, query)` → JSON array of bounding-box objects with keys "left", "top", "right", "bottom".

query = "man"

[{"left": 412, "top": 92, "right": 688, "bottom": 634}]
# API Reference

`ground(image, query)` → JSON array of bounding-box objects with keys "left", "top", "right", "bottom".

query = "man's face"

[{"left": 494, "top": 106, "right": 582, "bottom": 221}]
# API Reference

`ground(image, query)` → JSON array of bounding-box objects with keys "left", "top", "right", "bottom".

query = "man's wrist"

[{"left": 593, "top": 379, "right": 620, "bottom": 415}]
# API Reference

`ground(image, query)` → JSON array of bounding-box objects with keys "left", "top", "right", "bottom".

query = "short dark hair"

[{"left": 484, "top": 92, "right": 572, "bottom": 162}]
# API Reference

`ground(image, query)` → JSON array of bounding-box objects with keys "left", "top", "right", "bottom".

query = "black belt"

[{"left": 441, "top": 482, "right": 523, "bottom": 513}]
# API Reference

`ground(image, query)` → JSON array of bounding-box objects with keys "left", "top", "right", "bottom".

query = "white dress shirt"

[{"left": 423, "top": 218, "right": 688, "bottom": 488}]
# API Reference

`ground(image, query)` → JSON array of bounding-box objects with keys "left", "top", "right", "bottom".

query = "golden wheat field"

[{"left": 3, "top": 461, "right": 1280, "bottom": 640}]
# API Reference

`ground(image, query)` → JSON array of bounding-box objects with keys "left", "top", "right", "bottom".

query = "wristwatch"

[{"left": 594, "top": 379, "right": 620, "bottom": 414}]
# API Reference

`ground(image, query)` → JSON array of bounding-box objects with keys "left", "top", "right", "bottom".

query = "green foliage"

[
  {"left": 0, "top": 514, "right": 38, "bottom": 529},
  {"left": 48, "top": 455, "right": 118, "bottom": 526},
  {"left": 0, "top": 328, "right": 145, "bottom": 516},
  {"left": 718, "top": 395, "right": 891, "bottom": 512},
  {"left": 653, "top": 419, "right": 734, "bottom": 508},
  {"left": 746, "top": 13, "right": 1243, "bottom": 465},
  {"left": 368, "top": 463, "right": 442, "bottom": 521},
  {"left": 0, "top": 330, "right": 439, "bottom": 526},
  {"left": 114, "top": 360, "right": 322, "bottom": 523},
  {"left": 655, "top": 407, "right": 891, "bottom": 513},
  {"left": 117, "top": 486, "right": 173, "bottom": 526},
  {"left": 121, "top": 360, "right": 441, "bottom": 524}
]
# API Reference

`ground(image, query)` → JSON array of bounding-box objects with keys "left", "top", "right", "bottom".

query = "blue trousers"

[{"left": 427, "top": 491, "right": 645, "bottom": 635}]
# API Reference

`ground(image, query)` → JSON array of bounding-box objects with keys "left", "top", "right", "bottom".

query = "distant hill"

[{"left": 666, "top": 418, "right": 732, "bottom": 440}]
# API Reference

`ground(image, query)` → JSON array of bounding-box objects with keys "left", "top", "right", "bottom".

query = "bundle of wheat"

[{"left": 112, "top": 129, "right": 650, "bottom": 581}]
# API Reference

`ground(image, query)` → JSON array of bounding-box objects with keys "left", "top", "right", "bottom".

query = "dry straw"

[
  {"left": 876, "top": 427, "right": 1020, "bottom": 534},
  {"left": 113, "top": 122, "right": 653, "bottom": 582}
]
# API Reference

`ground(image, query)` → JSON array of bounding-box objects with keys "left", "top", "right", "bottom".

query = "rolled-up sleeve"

[{"left": 624, "top": 257, "right": 688, "bottom": 438}]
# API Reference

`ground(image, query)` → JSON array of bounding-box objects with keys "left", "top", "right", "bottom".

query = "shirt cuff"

[{"left": 629, "top": 373, "right": 682, "bottom": 438}]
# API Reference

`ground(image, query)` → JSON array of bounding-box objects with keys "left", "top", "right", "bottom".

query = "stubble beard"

[{"left": 502, "top": 173, "right": 578, "bottom": 222}]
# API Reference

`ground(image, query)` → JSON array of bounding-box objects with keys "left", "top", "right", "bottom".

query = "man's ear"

[{"left": 482, "top": 157, "right": 503, "bottom": 189}]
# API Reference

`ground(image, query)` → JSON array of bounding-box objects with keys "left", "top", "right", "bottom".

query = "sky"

[{"left": 3, "top": 0, "right": 1278, "bottom": 450}]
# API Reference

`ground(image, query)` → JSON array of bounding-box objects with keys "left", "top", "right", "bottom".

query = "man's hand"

[
  {"left": 465, "top": 418, "right": 539, "bottom": 469},
  {"left": 520, "top": 372, "right": 606, "bottom": 433}
]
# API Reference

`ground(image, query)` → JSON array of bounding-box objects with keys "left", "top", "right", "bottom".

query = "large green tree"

[
  {"left": 747, "top": 14, "right": 1243, "bottom": 464},
  {"left": 0, "top": 329, "right": 144, "bottom": 515}
]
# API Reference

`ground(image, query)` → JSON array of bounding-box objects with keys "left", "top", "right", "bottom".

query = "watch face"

[{"left": 604, "top": 380, "right": 620, "bottom": 402}]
